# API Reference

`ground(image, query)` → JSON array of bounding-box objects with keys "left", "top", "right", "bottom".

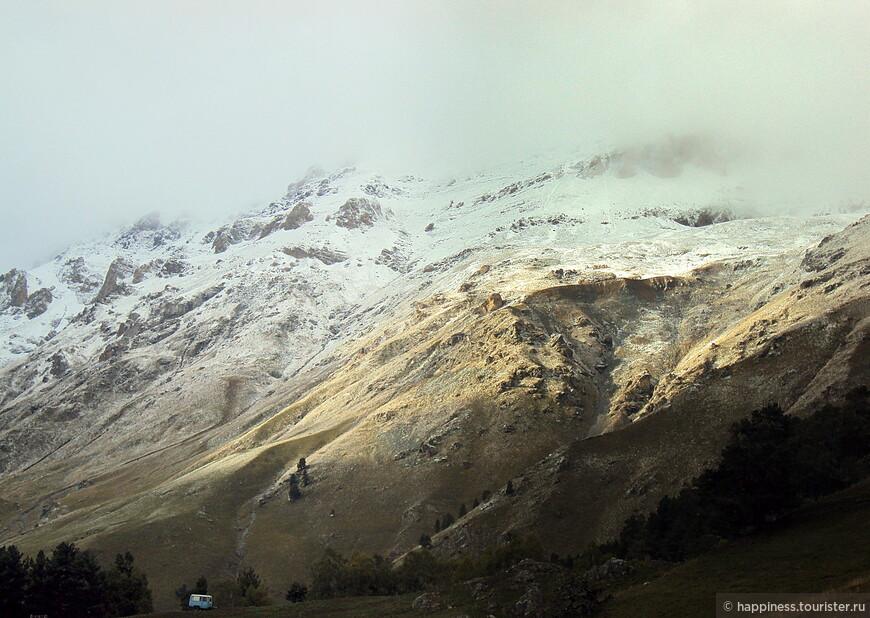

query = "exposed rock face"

[
  {"left": 374, "top": 246, "right": 412, "bottom": 272},
  {"left": 0, "top": 269, "right": 28, "bottom": 309},
  {"left": 672, "top": 208, "right": 733, "bottom": 227},
  {"left": 24, "top": 288, "right": 53, "bottom": 319},
  {"left": 259, "top": 202, "right": 314, "bottom": 239},
  {"left": 92, "top": 258, "right": 134, "bottom": 303},
  {"left": 283, "top": 202, "right": 314, "bottom": 230},
  {"left": 281, "top": 246, "right": 347, "bottom": 265},
  {"left": 49, "top": 352, "right": 69, "bottom": 377},
  {"left": 206, "top": 219, "right": 261, "bottom": 253},
  {"left": 59, "top": 257, "right": 101, "bottom": 301},
  {"left": 132, "top": 258, "right": 187, "bottom": 283},
  {"left": 329, "top": 197, "right": 385, "bottom": 229}
]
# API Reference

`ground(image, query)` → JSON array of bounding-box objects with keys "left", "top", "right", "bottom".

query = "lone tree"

[
  {"left": 442, "top": 512, "right": 455, "bottom": 528},
  {"left": 458, "top": 503, "right": 467, "bottom": 517},
  {"left": 434, "top": 518, "right": 441, "bottom": 533},
  {"left": 297, "top": 457, "right": 307, "bottom": 471},
  {"left": 506, "top": 480, "right": 515, "bottom": 495},
  {"left": 419, "top": 534, "right": 432, "bottom": 549}
]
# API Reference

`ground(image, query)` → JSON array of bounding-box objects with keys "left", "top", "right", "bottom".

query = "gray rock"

[
  {"left": 0, "top": 268, "right": 28, "bottom": 309},
  {"left": 25, "top": 288, "right": 53, "bottom": 318}
]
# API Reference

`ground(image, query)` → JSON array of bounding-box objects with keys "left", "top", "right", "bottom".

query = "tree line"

[
  {"left": 0, "top": 542, "right": 152, "bottom": 618},
  {"left": 604, "top": 388, "right": 870, "bottom": 561}
]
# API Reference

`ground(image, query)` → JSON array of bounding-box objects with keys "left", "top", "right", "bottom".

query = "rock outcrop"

[
  {"left": 259, "top": 202, "right": 315, "bottom": 238},
  {"left": 24, "top": 288, "right": 52, "bottom": 319},
  {"left": 92, "top": 258, "right": 134, "bottom": 303},
  {"left": 0, "top": 269, "right": 28, "bottom": 310},
  {"left": 281, "top": 246, "right": 347, "bottom": 265},
  {"left": 329, "top": 197, "right": 385, "bottom": 229}
]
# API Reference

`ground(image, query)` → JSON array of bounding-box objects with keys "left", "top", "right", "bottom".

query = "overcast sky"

[{"left": 1, "top": 1, "right": 868, "bottom": 271}]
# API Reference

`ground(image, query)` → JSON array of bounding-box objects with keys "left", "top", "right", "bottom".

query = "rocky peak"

[
  {"left": 114, "top": 213, "right": 182, "bottom": 250},
  {"left": 131, "top": 212, "right": 162, "bottom": 232}
]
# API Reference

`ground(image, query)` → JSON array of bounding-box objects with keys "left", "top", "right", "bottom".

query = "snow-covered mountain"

[{"left": 1, "top": 139, "right": 867, "bottom": 609}]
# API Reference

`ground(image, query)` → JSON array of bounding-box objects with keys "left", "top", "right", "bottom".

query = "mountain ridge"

[{"left": 1, "top": 144, "right": 867, "bottom": 609}]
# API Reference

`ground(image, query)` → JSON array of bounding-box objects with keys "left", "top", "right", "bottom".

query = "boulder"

[{"left": 484, "top": 293, "right": 505, "bottom": 312}]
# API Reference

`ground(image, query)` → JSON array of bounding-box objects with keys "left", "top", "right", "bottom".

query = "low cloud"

[{"left": 1, "top": 1, "right": 868, "bottom": 269}]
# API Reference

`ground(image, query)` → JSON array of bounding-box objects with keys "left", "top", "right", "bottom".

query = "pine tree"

[
  {"left": 419, "top": 534, "right": 432, "bottom": 549},
  {"left": 106, "top": 551, "right": 153, "bottom": 616},
  {"left": 506, "top": 480, "right": 514, "bottom": 495},
  {"left": 0, "top": 545, "right": 27, "bottom": 618},
  {"left": 44, "top": 542, "right": 107, "bottom": 618},
  {"left": 434, "top": 518, "right": 441, "bottom": 533},
  {"left": 288, "top": 473, "right": 302, "bottom": 500},
  {"left": 25, "top": 550, "right": 50, "bottom": 617},
  {"left": 458, "top": 503, "right": 467, "bottom": 517},
  {"left": 442, "top": 512, "right": 455, "bottom": 528}
]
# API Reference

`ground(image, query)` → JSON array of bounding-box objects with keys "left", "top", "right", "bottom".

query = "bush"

[
  {"left": 309, "top": 547, "right": 347, "bottom": 599},
  {"left": 208, "top": 567, "right": 269, "bottom": 608},
  {"left": 286, "top": 581, "right": 307, "bottom": 602}
]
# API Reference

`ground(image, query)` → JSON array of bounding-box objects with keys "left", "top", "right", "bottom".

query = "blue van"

[{"left": 188, "top": 593, "right": 213, "bottom": 610}]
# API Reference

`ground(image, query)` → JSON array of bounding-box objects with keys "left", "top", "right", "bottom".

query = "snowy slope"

[{"left": 1, "top": 143, "right": 863, "bottom": 377}]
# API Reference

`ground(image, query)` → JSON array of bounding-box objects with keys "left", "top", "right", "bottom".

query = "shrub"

[{"left": 286, "top": 581, "right": 307, "bottom": 603}]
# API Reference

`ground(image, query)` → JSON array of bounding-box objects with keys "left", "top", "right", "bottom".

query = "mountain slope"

[{"left": 0, "top": 143, "right": 867, "bottom": 609}]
